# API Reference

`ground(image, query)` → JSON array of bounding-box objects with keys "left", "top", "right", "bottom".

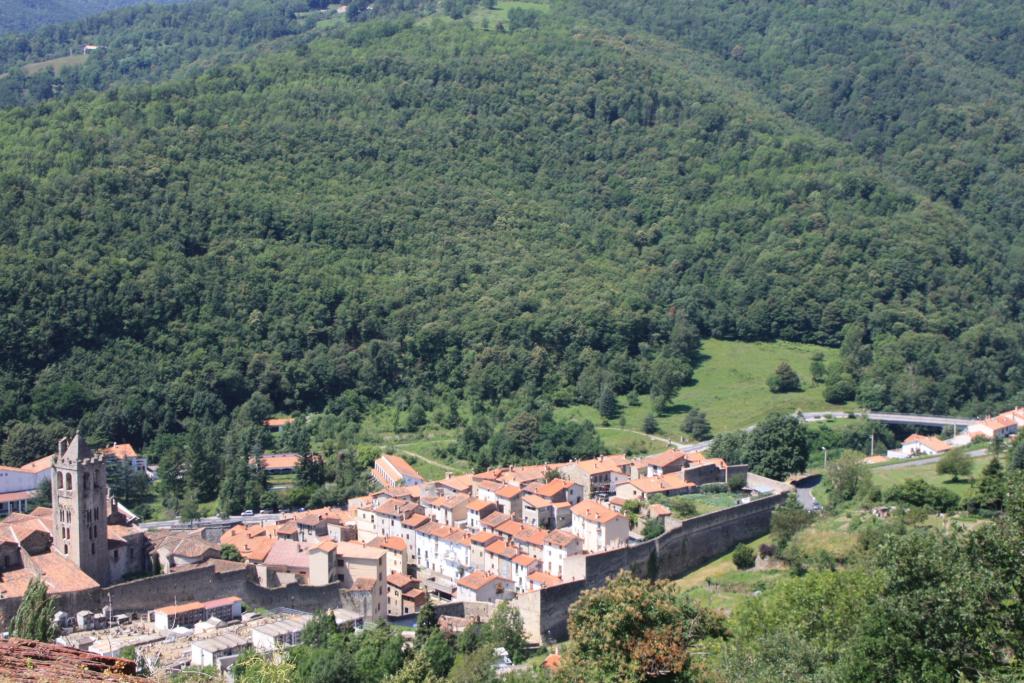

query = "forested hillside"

[
  {"left": 0, "top": 0, "right": 188, "bottom": 36},
  {"left": 0, "top": 0, "right": 1023, "bottom": 489}
]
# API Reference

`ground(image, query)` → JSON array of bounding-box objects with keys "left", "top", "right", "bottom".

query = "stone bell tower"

[{"left": 51, "top": 433, "right": 110, "bottom": 586}]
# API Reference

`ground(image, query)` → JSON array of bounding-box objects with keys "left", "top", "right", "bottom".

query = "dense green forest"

[
  {"left": 0, "top": 0, "right": 190, "bottom": 36},
  {"left": 1, "top": 0, "right": 1023, "bottom": 510}
]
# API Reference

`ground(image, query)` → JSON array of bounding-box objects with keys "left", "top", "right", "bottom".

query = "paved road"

[
  {"left": 139, "top": 512, "right": 283, "bottom": 530},
  {"left": 792, "top": 474, "right": 822, "bottom": 511},
  {"left": 873, "top": 447, "right": 988, "bottom": 470},
  {"left": 801, "top": 411, "right": 973, "bottom": 428}
]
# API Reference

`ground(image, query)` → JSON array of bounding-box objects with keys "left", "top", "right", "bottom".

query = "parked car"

[{"left": 240, "top": 510, "right": 255, "bottom": 516}]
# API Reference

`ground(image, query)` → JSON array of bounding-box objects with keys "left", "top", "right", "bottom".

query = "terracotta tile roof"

[
  {"left": 0, "top": 638, "right": 140, "bottom": 680},
  {"left": 470, "top": 530, "right": 499, "bottom": 545},
  {"left": 403, "top": 513, "right": 430, "bottom": 529},
  {"left": 435, "top": 473, "right": 474, "bottom": 492},
  {"left": 336, "top": 541, "right": 387, "bottom": 561},
  {"left": 642, "top": 449, "right": 687, "bottom": 469},
  {"left": 466, "top": 499, "right": 496, "bottom": 513},
  {"left": 203, "top": 596, "right": 242, "bottom": 610},
  {"left": 353, "top": 577, "right": 377, "bottom": 591},
  {"left": 377, "top": 536, "right": 407, "bottom": 552},
  {"left": 376, "top": 455, "right": 423, "bottom": 481},
  {"left": 495, "top": 485, "right": 522, "bottom": 499},
  {"left": 375, "top": 498, "right": 421, "bottom": 518},
  {"left": 473, "top": 479, "right": 504, "bottom": 492},
  {"left": 571, "top": 500, "right": 625, "bottom": 525},
  {"left": 457, "top": 571, "right": 503, "bottom": 591},
  {"left": 511, "top": 553, "right": 538, "bottom": 567},
  {"left": 622, "top": 473, "right": 695, "bottom": 494},
  {"left": 263, "top": 417, "right": 296, "bottom": 428},
  {"left": 902, "top": 434, "right": 952, "bottom": 453},
  {"left": 544, "top": 529, "right": 580, "bottom": 548},
  {"left": 425, "top": 493, "right": 470, "bottom": 509},
  {"left": 649, "top": 504, "right": 671, "bottom": 517},
  {"left": 264, "top": 539, "right": 314, "bottom": 570},
  {"left": 382, "top": 485, "right": 422, "bottom": 500},
  {"left": 312, "top": 540, "right": 337, "bottom": 553},
  {"left": 403, "top": 588, "right": 426, "bottom": 601},
  {"left": 543, "top": 652, "right": 562, "bottom": 671},
  {"left": 0, "top": 490, "right": 34, "bottom": 504},
  {"left": 532, "top": 478, "right": 574, "bottom": 498},
  {"left": 570, "top": 457, "right": 623, "bottom": 476},
  {"left": 514, "top": 526, "right": 549, "bottom": 547},
  {"left": 481, "top": 511, "right": 511, "bottom": 528},
  {"left": 260, "top": 453, "right": 302, "bottom": 470},
  {"left": 484, "top": 539, "right": 518, "bottom": 559},
  {"left": 387, "top": 573, "right": 417, "bottom": 590},
  {"left": 609, "top": 496, "right": 626, "bottom": 506},
  {"left": 153, "top": 530, "right": 218, "bottom": 559},
  {"left": 19, "top": 455, "right": 51, "bottom": 474},
  {"left": 96, "top": 443, "right": 139, "bottom": 460},
  {"left": 154, "top": 601, "right": 204, "bottom": 616},
  {"left": 522, "top": 494, "right": 554, "bottom": 509},
  {"left": 496, "top": 520, "right": 525, "bottom": 537},
  {"left": 528, "top": 571, "right": 562, "bottom": 588}
]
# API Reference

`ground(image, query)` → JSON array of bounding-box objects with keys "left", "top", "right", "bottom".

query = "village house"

[
  {"left": 368, "top": 535, "right": 408, "bottom": 575},
  {"left": 96, "top": 443, "right": 148, "bottom": 473},
  {"left": 899, "top": 434, "right": 953, "bottom": 457},
  {"left": 259, "top": 453, "right": 302, "bottom": 475},
  {"left": 968, "top": 414, "right": 1018, "bottom": 440},
  {"left": 262, "top": 417, "right": 296, "bottom": 432},
  {"left": 615, "top": 473, "right": 696, "bottom": 501},
  {"left": 372, "top": 455, "right": 425, "bottom": 488},
  {"left": 570, "top": 500, "right": 629, "bottom": 553},
  {"left": 542, "top": 529, "right": 582, "bottom": 578},
  {"left": 559, "top": 456, "right": 630, "bottom": 498},
  {"left": 386, "top": 572, "right": 427, "bottom": 616},
  {"left": 424, "top": 492, "right": 470, "bottom": 526},
  {"left": 456, "top": 571, "right": 514, "bottom": 603},
  {"left": 466, "top": 499, "right": 497, "bottom": 530}
]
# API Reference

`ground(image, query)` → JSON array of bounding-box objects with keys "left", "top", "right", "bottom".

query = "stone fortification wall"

[
  {"left": 433, "top": 600, "right": 495, "bottom": 621},
  {"left": 1, "top": 562, "right": 348, "bottom": 624},
  {"left": 518, "top": 491, "right": 788, "bottom": 642}
]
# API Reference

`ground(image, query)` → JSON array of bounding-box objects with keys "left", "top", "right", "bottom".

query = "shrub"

[
  {"left": 728, "top": 473, "right": 747, "bottom": 492},
  {"left": 732, "top": 543, "right": 756, "bottom": 570},
  {"left": 758, "top": 543, "right": 776, "bottom": 558},
  {"left": 767, "top": 362, "right": 802, "bottom": 393},
  {"left": 700, "top": 483, "right": 729, "bottom": 493},
  {"left": 885, "top": 478, "right": 960, "bottom": 512},
  {"left": 643, "top": 517, "right": 665, "bottom": 540}
]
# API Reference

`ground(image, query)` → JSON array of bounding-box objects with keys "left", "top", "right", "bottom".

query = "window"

[{"left": 65, "top": 473, "right": 72, "bottom": 490}]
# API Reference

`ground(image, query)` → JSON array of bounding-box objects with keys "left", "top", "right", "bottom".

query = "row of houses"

[
  {"left": 338, "top": 450, "right": 745, "bottom": 606},
  {"left": 890, "top": 406, "right": 1024, "bottom": 458}
]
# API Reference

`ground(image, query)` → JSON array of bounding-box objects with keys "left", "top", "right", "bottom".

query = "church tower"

[{"left": 51, "top": 433, "right": 110, "bottom": 586}]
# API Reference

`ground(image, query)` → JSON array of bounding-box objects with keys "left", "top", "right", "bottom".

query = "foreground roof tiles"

[{"left": 0, "top": 638, "right": 140, "bottom": 681}]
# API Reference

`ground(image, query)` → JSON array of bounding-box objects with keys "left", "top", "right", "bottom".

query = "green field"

[
  {"left": 390, "top": 439, "right": 471, "bottom": 480},
  {"left": 557, "top": 339, "right": 852, "bottom": 444},
  {"left": 594, "top": 427, "right": 665, "bottom": 456},
  {"left": 870, "top": 454, "right": 990, "bottom": 498},
  {"left": 23, "top": 54, "right": 87, "bottom": 76}
]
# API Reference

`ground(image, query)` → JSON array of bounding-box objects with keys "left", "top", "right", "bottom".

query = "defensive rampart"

[{"left": 515, "top": 491, "right": 788, "bottom": 642}]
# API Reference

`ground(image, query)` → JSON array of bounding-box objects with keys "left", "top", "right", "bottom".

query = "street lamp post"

[{"left": 821, "top": 446, "right": 828, "bottom": 468}]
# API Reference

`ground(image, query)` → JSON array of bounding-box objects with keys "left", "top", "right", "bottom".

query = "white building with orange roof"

[
  {"left": 570, "top": 500, "right": 629, "bottom": 552},
  {"left": 423, "top": 492, "right": 470, "bottom": 526},
  {"left": 435, "top": 473, "right": 475, "bottom": 495},
  {"left": 456, "top": 571, "right": 513, "bottom": 603},
  {"left": 414, "top": 523, "right": 471, "bottom": 580},
  {"left": 483, "top": 538, "right": 521, "bottom": 580},
  {"left": 372, "top": 455, "right": 424, "bottom": 489},
  {"left": 542, "top": 530, "right": 582, "bottom": 579},
  {"left": 968, "top": 413, "right": 1018, "bottom": 440},
  {"left": 465, "top": 498, "right": 496, "bottom": 530},
  {"left": 522, "top": 494, "right": 556, "bottom": 529},
  {"left": 510, "top": 553, "right": 541, "bottom": 592},
  {"left": 494, "top": 485, "right": 524, "bottom": 520},
  {"left": 528, "top": 570, "right": 562, "bottom": 591},
  {"left": 899, "top": 434, "right": 953, "bottom": 457},
  {"left": 368, "top": 535, "right": 408, "bottom": 575},
  {"left": 95, "top": 443, "right": 147, "bottom": 473}
]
